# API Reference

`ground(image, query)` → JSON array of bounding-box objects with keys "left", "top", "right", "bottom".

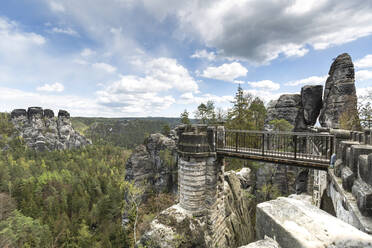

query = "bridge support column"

[{"left": 177, "top": 125, "right": 225, "bottom": 215}]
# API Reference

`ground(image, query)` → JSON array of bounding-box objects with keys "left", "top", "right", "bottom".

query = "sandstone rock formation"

[
  {"left": 319, "top": 53, "right": 358, "bottom": 128},
  {"left": 238, "top": 237, "right": 280, "bottom": 248},
  {"left": 265, "top": 94, "right": 301, "bottom": 127},
  {"left": 10, "top": 107, "right": 91, "bottom": 151},
  {"left": 125, "top": 133, "right": 177, "bottom": 193},
  {"left": 138, "top": 170, "right": 256, "bottom": 248},
  {"left": 295, "top": 85, "right": 323, "bottom": 131},
  {"left": 256, "top": 197, "right": 372, "bottom": 248}
]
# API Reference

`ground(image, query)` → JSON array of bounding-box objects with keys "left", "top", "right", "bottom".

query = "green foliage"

[
  {"left": 0, "top": 210, "right": 52, "bottom": 248},
  {"left": 162, "top": 124, "right": 171, "bottom": 136},
  {"left": 0, "top": 120, "right": 134, "bottom": 247},
  {"left": 84, "top": 119, "right": 171, "bottom": 148},
  {"left": 225, "top": 86, "right": 267, "bottom": 130},
  {"left": 180, "top": 110, "right": 191, "bottom": 125},
  {"left": 268, "top": 119, "right": 294, "bottom": 131},
  {"left": 258, "top": 183, "right": 281, "bottom": 202},
  {"left": 195, "top": 101, "right": 216, "bottom": 124}
]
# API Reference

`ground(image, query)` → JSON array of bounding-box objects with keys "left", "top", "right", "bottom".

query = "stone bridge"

[{"left": 177, "top": 124, "right": 372, "bottom": 246}]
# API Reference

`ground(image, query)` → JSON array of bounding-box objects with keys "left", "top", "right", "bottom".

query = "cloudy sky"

[{"left": 1, "top": 0, "right": 372, "bottom": 117}]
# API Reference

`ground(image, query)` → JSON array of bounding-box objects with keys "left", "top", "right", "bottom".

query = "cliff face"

[
  {"left": 265, "top": 94, "right": 302, "bottom": 127},
  {"left": 319, "top": 53, "right": 358, "bottom": 128},
  {"left": 125, "top": 133, "right": 178, "bottom": 193},
  {"left": 10, "top": 107, "right": 91, "bottom": 151},
  {"left": 138, "top": 169, "right": 256, "bottom": 248}
]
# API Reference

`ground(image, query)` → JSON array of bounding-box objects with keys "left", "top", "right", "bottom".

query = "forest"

[{"left": 1, "top": 85, "right": 370, "bottom": 247}]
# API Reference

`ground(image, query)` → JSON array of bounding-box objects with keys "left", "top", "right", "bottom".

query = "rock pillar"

[{"left": 177, "top": 125, "right": 225, "bottom": 216}]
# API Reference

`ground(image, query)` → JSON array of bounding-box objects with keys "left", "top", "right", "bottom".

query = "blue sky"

[{"left": 0, "top": 0, "right": 372, "bottom": 117}]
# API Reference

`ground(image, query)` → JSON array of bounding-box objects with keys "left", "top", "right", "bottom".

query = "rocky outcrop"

[
  {"left": 125, "top": 133, "right": 177, "bottom": 193},
  {"left": 319, "top": 53, "right": 358, "bottom": 128},
  {"left": 138, "top": 170, "right": 256, "bottom": 248},
  {"left": 295, "top": 85, "right": 323, "bottom": 131},
  {"left": 265, "top": 94, "right": 301, "bottom": 127},
  {"left": 10, "top": 107, "right": 91, "bottom": 151},
  {"left": 256, "top": 197, "right": 372, "bottom": 248}
]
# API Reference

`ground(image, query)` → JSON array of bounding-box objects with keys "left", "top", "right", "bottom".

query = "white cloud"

[
  {"left": 285, "top": 75, "right": 327, "bottom": 86},
  {"left": 355, "top": 54, "right": 372, "bottom": 69},
  {"left": 92, "top": 63, "right": 117, "bottom": 73},
  {"left": 356, "top": 70, "right": 372, "bottom": 81},
  {"left": 95, "top": 57, "right": 198, "bottom": 114},
  {"left": 81, "top": 48, "right": 96, "bottom": 57},
  {"left": 244, "top": 89, "right": 293, "bottom": 103},
  {"left": 201, "top": 62, "right": 248, "bottom": 82},
  {"left": 0, "top": 17, "right": 45, "bottom": 55},
  {"left": 247, "top": 80, "right": 280, "bottom": 91},
  {"left": 191, "top": 49, "right": 216, "bottom": 61},
  {"left": 173, "top": 0, "right": 372, "bottom": 64},
  {"left": 179, "top": 92, "right": 233, "bottom": 104},
  {"left": 49, "top": 1, "right": 65, "bottom": 12},
  {"left": 145, "top": 57, "right": 199, "bottom": 93},
  {"left": 36, "top": 82, "right": 64, "bottom": 92},
  {"left": 51, "top": 27, "right": 78, "bottom": 36}
]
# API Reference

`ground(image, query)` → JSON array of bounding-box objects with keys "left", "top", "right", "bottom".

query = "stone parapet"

[{"left": 256, "top": 196, "right": 372, "bottom": 247}]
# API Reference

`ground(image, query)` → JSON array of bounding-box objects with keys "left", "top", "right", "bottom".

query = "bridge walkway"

[{"left": 216, "top": 130, "right": 334, "bottom": 170}]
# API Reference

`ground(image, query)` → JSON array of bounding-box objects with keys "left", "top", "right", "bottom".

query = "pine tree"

[{"left": 180, "top": 109, "right": 191, "bottom": 125}]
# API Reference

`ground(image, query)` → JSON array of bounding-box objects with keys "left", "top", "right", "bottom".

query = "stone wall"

[{"left": 311, "top": 127, "right": 372, "bottom": 233}]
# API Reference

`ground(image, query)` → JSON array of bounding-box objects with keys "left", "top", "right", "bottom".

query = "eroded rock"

[
  {"left": 319, "top": 53, "right": 358, "bottom": 128},
  {"left": 10, "top": 107, "right": 91, "bottom": 151},
  {"left": 256, "top": 197, "right": 372, "bottom": 248},
  {"left": 125, "top": 133, "right": 177, "bottom": 193}
]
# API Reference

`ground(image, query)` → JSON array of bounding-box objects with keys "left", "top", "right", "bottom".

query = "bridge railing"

[{"left": 218, "top": 130, "right": 334, "bottom": 163}]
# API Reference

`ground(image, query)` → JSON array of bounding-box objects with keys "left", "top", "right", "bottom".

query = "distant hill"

[{"left": 71, "top": 117, "right": 196, "bottom": 148}]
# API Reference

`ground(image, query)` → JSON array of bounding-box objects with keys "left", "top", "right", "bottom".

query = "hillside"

[{"left": 71, "top": 117, "right": 196, "bottom": 148}]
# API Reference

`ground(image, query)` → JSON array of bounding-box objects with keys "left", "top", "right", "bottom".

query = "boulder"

[
  {"left": 43, "top": 109, "right": 54, "bottom": 118},
  {"left": 319, "top": 53, "right": 358, "bottom": 128},
  {"left": 58, "top": 109, "right": 70, "bottom": 118},
  {"left": 256, "top": 197, "right": 372, "bottom": 248},
  {"left": 27, "top": 107, "right": 43, "bottom": 120},
  {"left": 10, "top": 109, "right": 27, "bottom": 119},
  {"left": 238, "top": 237, "right": 280, "bottom": 248}
]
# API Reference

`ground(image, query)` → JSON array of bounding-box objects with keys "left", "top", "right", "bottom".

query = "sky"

[{"left": 0, "top": 0, "right": 372, "bottom": 117}]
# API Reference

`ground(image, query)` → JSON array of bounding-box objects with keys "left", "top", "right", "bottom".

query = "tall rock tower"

[{"left": 319, "top": 53, "right": 358, "bottom": 129}]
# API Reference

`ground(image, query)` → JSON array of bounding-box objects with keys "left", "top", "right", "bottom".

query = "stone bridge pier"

[{"left": 177, "top": 125, "right": 228, "bottom": 246}]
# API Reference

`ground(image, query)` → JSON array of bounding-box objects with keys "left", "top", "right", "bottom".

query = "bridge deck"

[
  {"left": 217, "top": 130, "right": 334, "bottom": 170},
  {"left": 217, "top": 147, "right": 329, "bottom": 170}
]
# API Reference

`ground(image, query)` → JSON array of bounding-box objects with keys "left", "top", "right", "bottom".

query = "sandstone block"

[
  {"left": 352, "top": 179, "right": 372, "bottom": 217},
  {"left": 256, "top": 197, "right": 372, "bottom": 248},
  {"left": 349, "top": 145, "right": 372, "bottom": 175},
  {"left": 341, "top": 166, "right": 354, "bottom": 192}
]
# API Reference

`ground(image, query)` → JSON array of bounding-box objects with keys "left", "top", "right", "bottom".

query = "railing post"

[
  {"left": 294, "top": 135, "right": 297, "bottom": 159},
  {"left": 262, "top": 133, "right": 265, "bottom": 155},
  {"left": 235, "top": 132, "right": 238, "bottom": 152}
]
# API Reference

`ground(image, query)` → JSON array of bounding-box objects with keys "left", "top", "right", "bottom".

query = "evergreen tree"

[
  {"left": 226, "top": 85, "right": 252, "bottom": 129},
  {"left": 248, "top": 97, "right": 267, "bottom": 130},
  {"left": 195, "top": 101, "right": 216, "bottom": 124},
  {"left": 180, "top": 109, "right": 191, "bottom": 125}
]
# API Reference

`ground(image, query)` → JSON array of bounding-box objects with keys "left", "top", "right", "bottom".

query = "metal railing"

[{"left": 217, "top": 130, "right": 334, "bottom": 164}]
